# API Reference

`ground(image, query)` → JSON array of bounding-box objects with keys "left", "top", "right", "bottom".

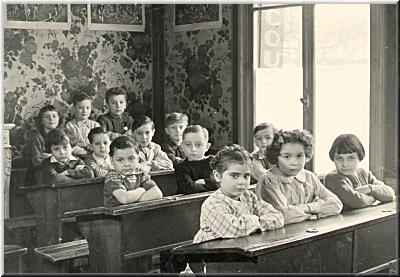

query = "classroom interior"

[{"left": 2, "top": 3, "right": 399, "bottom": 274}]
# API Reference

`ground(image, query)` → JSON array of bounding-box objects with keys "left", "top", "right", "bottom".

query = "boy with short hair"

[
  {"left": 65, "top": 93, "right": 100, "bottom": 156},
  {"left": 175, "top": 125, "right": 218, "bottom": 195},
  {"left": 132, "top": 116, "right": 174, "bottom": 172},
  {"left": 104, "top": 136, "right": 163, "bottom": 207},
  {"left": 84, "top": 127, "right": 113, "bottom": 177},
  {"left": 161, "top": 112, "right": 188, "bottom": 166},
  {"left": 41, "top": 128, "right": 94, "bottom": 184},
  {"left": 97, "top": 87, "right": 134, "bottom": 140}
]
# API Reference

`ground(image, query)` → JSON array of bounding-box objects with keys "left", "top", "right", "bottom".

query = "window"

[{"left": 253, "top": 4, "right": 370, "bottom": 174}]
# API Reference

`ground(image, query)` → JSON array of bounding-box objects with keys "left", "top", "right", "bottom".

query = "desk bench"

[{"left": 4, "top": 245, "right": 28, "bottom": 273}]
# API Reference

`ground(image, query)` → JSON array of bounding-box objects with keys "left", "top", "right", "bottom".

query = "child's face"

[
  {"left": 254, "top": 127, "right": 274, "bottom": 152},
  {"left": 51, "top": 142, "right": 72, "bottom": 164},
  {"left": 91, "top": 133, "right": 111, "bottom": 158},
  {"left": 277, "top": 142, "right": 310, "bottom": 177},
  {"left": 214, "top": 162, "right": 251, "bottom": 200},
  {"left": 181, "top": 132, "right": 210, "bottom": 161},
  {"left": 107, "top": 95, "right": 126, "bottom": 117},
  {"left": 333, "top": 152, "right": 360, "bottom": 176},
  {"left": 165, "top": 122, "right": 187, "bottom": 143},
  {"left": 134, "top": 123, "right": 155, "bottom": 147},
  {"left": 41, "top": 111, "right": 59, "bottom": 131},
  {"left": 111, "top": 148, "right": 138, "bottom": 176},
  {"left": 74, "top": 100, "right": 92, "bottom": 121}
]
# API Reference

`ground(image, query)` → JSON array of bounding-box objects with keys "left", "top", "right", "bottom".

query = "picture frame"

[
  {"left": 87, "top": 4, "right": 145, "bottom": 32},
  {"left": 173, "top": 4, "right": 222, "bottom": 32},
  {"left": 3, "top": 3, "right": 71, "bottom": 30}
]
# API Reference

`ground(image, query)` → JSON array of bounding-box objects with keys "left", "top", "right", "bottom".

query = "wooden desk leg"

[{"left": 87, "top": 218, "right": 123, "bottom": 273}]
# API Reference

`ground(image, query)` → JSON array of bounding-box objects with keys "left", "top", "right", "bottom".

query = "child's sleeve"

[
  {"left": 150, "top": 144, "right": 173, "bottom": 170},
  {"left": 30, "top": 133, "right": 47, "bottom": 167},
  {"left": 201, "top": 198, "right": 261, "bottom": 239},
  {"left": 104, "top": 173, "right": 146, "bottom": 205},
  {"left": 84, "top": 156, "right": 109, "bottom": 177},
  {"left": 256, "top": 174, "right": 290, "bottom": 212},
  {"left": 302, "top": 174, "right": 343, "bottom": 217},
  {"left": 67, "top": 159, "right": 94, "bottom": 179},
  {"left": 251, "top": 192, "right": 284, "bottom": 231},
  {"left": 64, "top": 121, "right": 79, "bottom": 147},
  {"left": 41, "top": 159, "right": 75, "bottom": 184},
  {"left": 325, "top": 172, "right": 376, "bottom": 209},
  {"left": 367, "top": 171, "right": 396, "bottom": 202},
  {"left": 251, "top": 158, "right": 268, "bottom": 181}
]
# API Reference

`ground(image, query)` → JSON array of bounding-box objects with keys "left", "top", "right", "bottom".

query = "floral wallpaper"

[
  {"left": 3, "top": 4, "right": 153, "bottom": 161},
  {"left": 164, "top": 5, "right": 233, "bottom": 149}
]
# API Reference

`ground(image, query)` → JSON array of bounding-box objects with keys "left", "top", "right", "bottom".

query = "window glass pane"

[
  {"left": 314, "top": 4, "right": 370, "bottom": 174},
  {"left": 254, "top": 7, "right": 303, "bottom": 131}
]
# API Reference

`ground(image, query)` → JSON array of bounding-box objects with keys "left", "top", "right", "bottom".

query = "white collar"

[{"left": 50, "top": 155, "right": 78, "bottom": 163}]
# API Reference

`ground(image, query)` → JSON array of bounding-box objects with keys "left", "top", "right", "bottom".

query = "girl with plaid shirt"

[{"left": 193, "top": 144, "right": 284, "bottom": 244}]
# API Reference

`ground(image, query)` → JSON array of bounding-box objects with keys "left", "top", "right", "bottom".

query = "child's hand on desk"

[
  {"left": 141, "top": 162, "right": 152, "bottom": 173},
  {"left": 194, "top": 179, "right": 207, "bottom": 190},
  {"left": 123, "top": 129, "right": 133, "bottom": 137},
  {"left": 285, "top": 205, "right": 316, "bottom": 224}
]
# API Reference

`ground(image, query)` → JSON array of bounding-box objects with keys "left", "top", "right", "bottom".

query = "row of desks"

[
  {"left": 172, "top": 200, "right": 397, "bottom": 274},
  {"left": 19, "top": 169, "right": 177, "bottom": 246}
]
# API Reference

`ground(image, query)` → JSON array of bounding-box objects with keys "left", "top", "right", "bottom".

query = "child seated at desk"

[
  {"left": 104, "top": 136, "right": 163, "bottom": 207},
  {"left": 251, "top": 122, "right": 277, "bottom": 181},
  {"left": 175, "top": 125, "right": 218, "bottom": 195},
  {"left": 324, "top": 134, "right": 395, "bottom": 211},
  {"left": 161, "top": 112, "right": 188, "bottom": 166},
  {"left": 65, "top": 92, "right": 100, "bottom": 157},
  {"left": 84, "top": 127, "right": 113, "bottom": 177},
  {"left": 97, "top": 87, "right": 134, "bottom": 140},
  {"left": 41, "top": 128, "right": 94, "bottom": 183},
  {"left": 256, "top": 129, "right": 343, "bottom": 225},
  {"left": 193, "top": 144, "right": 284, "bottom": 244},
  {"left": 133, "top": 115, "right": 173, "bottom": 172}
]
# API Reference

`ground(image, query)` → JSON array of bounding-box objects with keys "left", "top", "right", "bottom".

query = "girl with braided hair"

[{"left": 193, "top": 144, "right": 284, "bottom": 244}]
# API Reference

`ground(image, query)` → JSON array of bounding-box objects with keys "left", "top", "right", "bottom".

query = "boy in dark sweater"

[
  {"left": 175, "top": 125, "right": 218, "bottom": 194},
  {"left": 161, "top": 112, "right": 188, "bottom": 166}
]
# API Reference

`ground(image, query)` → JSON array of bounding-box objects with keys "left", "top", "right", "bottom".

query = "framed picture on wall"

[
  {"left": 87, "top": 4, "right": 145, "bottom": 32},
  {"left": 3, "top": 3, "right": 71, "bottom": 30},
  {"left": 173, "top": 4, "right": 222, "bottom": 32}
]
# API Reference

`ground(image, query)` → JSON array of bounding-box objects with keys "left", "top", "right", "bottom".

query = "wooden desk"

[
  {"left": 172, "top": 201, "right": 397, "bottom": 274},
  {"left": 19, "top": 169, "right": 178, "bottom": 247},
  {"left": 21, "top": 177, "right": 105, "bottom": 247},
  {"left": 68, "top": 191, "right": 211, "bottom": 273}
]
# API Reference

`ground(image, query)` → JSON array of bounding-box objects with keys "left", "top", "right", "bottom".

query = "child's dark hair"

[
  {"left": 253, "top": 122, "right": 277, "bottom": 136},
  {"left": 211, "top": 144, "right": 252, "bottom": 174},
  {"left": 36, "top": 105, "right": 64, "bottom": 134},
  {"left": 105, "top": 87, "right": 127, "bottom": 103},
  {"left": 45, "top": 128, "right": 70, "bottom": 151},
  {"left": 109, "top": 136, "right": 136, "bottom": 157},
  {"left": 133, "top": 115, "right": 154, "bottom": 130},
  {"left": 266, "top": 129, "right": 314, "bottom": 165},
  {"left": 88, "top": 126, "right": 109, "bottom": 144},
  {"left": 72, "top": 92, "right": 92, "bottom": 105},
  {"left": 328, "top": 134, "right": 365, "bottom": 161},
  {"left": 165, "top": 112, "right": 189, "bottom": 127},
  {"left": 182, "top": 125, "right": 209, "bottom": 141}
]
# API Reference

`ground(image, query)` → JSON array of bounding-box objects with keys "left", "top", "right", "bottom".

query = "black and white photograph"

[{"left": 2, "top": 3, "right": 399, "bottom": 275}]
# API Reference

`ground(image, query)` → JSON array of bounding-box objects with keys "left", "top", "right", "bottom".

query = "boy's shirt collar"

[
  {"left": 50, "top": 155, "right": 78, "bottom": 164},
  {"left": 108, "top": 112, "right": 125, "bottom": 119}
]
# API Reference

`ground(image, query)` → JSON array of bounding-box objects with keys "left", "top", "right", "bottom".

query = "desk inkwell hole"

[{"left": 306, "top": 228, "right": 319, "bottom": 233}]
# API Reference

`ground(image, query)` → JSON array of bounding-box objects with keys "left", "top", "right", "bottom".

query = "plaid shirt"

[
  {"left": 135, "top": 142, "right": 173, "bottom": 171},
  {"left": 104, "top": 169, "right": 157, "bottom": 207},
  {"left": 193, "top": 189, "right": 284, "bottom": 244},
  {"left": 65, "top": 119, "right": 100, "bottom": 147}
]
